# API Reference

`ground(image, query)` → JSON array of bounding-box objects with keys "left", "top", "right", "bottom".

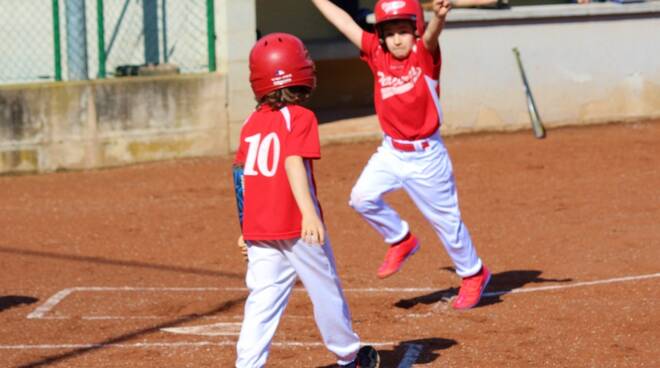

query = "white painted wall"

[{"left": 439, "top": 4, "right": 660, "bottom": 131}]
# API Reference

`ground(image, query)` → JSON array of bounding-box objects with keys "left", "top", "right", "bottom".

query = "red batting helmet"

[
  {"left": 374, "top": 0, "right": 424, "bottom": 35},
  {"left": 249, "top": 33, "right": 316, "bottom": 100}
]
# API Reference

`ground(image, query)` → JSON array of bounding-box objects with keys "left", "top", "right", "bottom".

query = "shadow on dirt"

[
  {"left": 16, "top": 296, "right": 246, "bottom": 368},
  {"left": 394, "top": 269, "right": 573, "bottom": 309},
  {"left": 0, "top": 245, "right": 242, "bottom": 279},
  {"left": 0, "top": 295, "right": 38, "bottom": 313},
  {"left": 316, "top": 337, "right": 457, "bottom": 368}
]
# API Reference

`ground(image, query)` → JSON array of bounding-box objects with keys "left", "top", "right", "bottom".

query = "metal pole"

[
  {"left": 162, "top": 0, "right": 168, "bottom": 64},
  {"left": 206, "top": 0, "right": 216, "bottom": 72},
  {"left": 65, "top": 0, "right": 89, "bottom": 80},
  {"left": 143, "top": 0, "right": 160, "bottom": 64},
  {"left": 97, "top": 0, "right": 106, "bottom": 78},
  {"left": 105, "top": 0, "right": 130, "bottom": 61},
  {"left": 52, "top": 0, "right": 62, "bottom": 81}
]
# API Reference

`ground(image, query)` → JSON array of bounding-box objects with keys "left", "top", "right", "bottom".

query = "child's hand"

[
  {"left": 433, "top": 0, "right": 452, "bottom": 18},
  {"left": 301, "top": 215, "right": 325, "bottom": 245},
  {"left": 237, "top": 235, "right": 248, "bottom": 261}
]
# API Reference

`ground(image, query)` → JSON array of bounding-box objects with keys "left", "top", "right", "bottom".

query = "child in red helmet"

[
  {"left": 311, "top": 0, "right": 491, "bottom": 310},
  {"left": 232, "top": 33, "right": 379, "bottom": 368}
]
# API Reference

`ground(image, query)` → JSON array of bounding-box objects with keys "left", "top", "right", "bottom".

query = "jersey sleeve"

[
  {"left": 284, "top": 107, "right": 321, "bottom": 160},
  {"left": 359, "top": 31, "right": 379, "bottom": 63}
]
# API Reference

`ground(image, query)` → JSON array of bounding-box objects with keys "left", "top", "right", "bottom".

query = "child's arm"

[
  {"left": 423, "top": 0, "right": 452, "bottom": 53},
  {"left": 285, "top": 155, "right": 325, "bottom": 245},
  {"left": 311, "top": 0, "right": 363, "bottom": 49}
]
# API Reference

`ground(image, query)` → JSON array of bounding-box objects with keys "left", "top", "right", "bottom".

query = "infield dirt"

[{"left": 1, "top": 120, "right": 659, "bottom": 367}]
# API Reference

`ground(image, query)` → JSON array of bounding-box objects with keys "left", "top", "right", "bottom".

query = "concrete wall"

[
  {"left": 0, "top": 75, "right": 227, "bottom": 174},
  {"left": 0, "top": 0, "right": 255, "bottom": 175}
]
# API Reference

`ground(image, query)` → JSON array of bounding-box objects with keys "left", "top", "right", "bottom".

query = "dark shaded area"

[
  {"left": 17, "top": 296, "right": 245, "bottom": 368},
  {"left": 395, "top": 269, "right": 573, "bottom": 309},
  {"left": 316, "top": 106, "right": 375, "bottom": 124},
  {"left": 332, "top": 0, "right": 373, "bottom": 31},
  {"left": 0, "top": 295, "right": 38, "bottom": 312},
  {"left": 0, "top": 246, "right": 242, "bottom": 279},
  {"left": 317, "top": 337, "right": 457, "bottom": 368},
  {"left": 308, "top": 58, "right": 375, "bottom": 124}
]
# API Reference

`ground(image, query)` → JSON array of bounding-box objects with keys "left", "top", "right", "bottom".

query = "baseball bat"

[{"left": 512, "top": 47, "right": 546, "bottom": 139}]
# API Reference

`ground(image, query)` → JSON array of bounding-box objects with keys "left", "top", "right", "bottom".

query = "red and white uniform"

[
  {"left": 361, "top": 32, "right": 441, "bottom": 140},
  {"left": 350, "top": 31, "right": 483, "bottom": 278},
  {"left": 235, "top": 105, "right": 360, "bottom": 367},
  {"left": 235, "top": 104, "right": 322, "bottom": 241}
]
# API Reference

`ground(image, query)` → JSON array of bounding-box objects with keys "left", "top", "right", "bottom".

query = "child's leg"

[
  {"left": 284, "top": 237, "right": 361, "bottom": 366},
  {"left": 236, "top": 241, "right": 297, "bottom": 368},
  {"left": 402, "top": 149, "right": 483, "bottom": 277},
  {"left": 349, "top": 147, "right": 409, "bottom": 244}
]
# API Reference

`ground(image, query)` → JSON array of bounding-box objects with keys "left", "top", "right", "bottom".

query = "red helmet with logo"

[
  {"left": 249, "top": 33, "right": 316, "bottom": 100},
  {"left": 374, "top": 0, "right": 424, "bottom": 35}
]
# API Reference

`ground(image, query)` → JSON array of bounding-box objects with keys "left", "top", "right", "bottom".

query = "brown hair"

[{"left": 258, "top": 86, "right": 312, "bottom": 110}]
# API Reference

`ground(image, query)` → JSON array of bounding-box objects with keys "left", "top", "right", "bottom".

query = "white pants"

[
  {"left": 349, "top": 133, "right": 482, "bottom": 277},
  {"left": 235, "top": 238, "right": 360, "bottom": 368}
]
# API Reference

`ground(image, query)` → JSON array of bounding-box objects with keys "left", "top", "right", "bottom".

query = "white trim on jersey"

[
  {"left": 279, "top": 106, "right": 292, "bottom": 132},
  {"left": 304, "top": 159, "right": 322, "bottom": 217},
  {"left": 424, "top": 75, "right": 444, "bottom": 124}
]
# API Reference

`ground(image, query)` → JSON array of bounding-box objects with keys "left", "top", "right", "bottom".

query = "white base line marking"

[
  {"left": 162, "top": 322, "right": 242, "bottom": 336},
  {"left": 26, "top": 288, "right": 76, "bottom": 320},
  {"left": 27, "top": 272, "right": 660, "bottom": 320},
  {"left": 483, "top": 272, "right": 660, "bottom": 297},
  {"left": 0, "top": 340, "right": 396, "bottom": 350}
]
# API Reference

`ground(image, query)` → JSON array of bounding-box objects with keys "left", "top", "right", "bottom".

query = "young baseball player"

[
  {"left": 232, "top": 33, "right": 379, "bottom": 368},
  {"left": 311, "top": 0, "right": 491, "bottom": 310}
]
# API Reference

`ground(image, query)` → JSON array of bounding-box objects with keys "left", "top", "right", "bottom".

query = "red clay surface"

[{"left": 1, "top": 120, "right": 659, "bottom": 367}]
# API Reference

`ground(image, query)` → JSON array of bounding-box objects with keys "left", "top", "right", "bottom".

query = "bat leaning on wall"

[{"left": 512, "top": 47, "right": 546, "bottom": 139}]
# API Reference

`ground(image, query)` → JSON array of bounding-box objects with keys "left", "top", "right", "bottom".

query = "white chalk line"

[
  {"left": 27, "top": 272, "right": 660, "bottom": 320},
  {"left": 0, "top": 340, "right": 396, "bottom": 350},
  {"left": 162, "top": 322, "right": 242, "bottom": 336},
  {"left": 26, "top": 288, "right": 76, "bottom": 320},
  {"left": 483, "top": 272, "right": 660, "bottom": 297}
]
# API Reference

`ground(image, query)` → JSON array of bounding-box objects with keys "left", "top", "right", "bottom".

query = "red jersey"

[
  {"left": 234, "top": 104, "right": 321, "bottom": 241},
  {"left": 360, "top": 31, "right": 442, "bottom": 140}
]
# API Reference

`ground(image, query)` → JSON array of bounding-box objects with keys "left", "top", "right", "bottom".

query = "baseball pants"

[
  {"left": 349, "top": 133, "right": 482, "bottom": 277},
  {"left": 235, "top": 237, "right": 360, "bottom": 367}
]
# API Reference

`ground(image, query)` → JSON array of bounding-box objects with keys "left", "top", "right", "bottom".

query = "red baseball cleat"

[
  {"left": 452, "top": 266, "right": 492, "bottom": 310},
  {"left": 377, "top": 234, "right": 419, "bottom": 279}
]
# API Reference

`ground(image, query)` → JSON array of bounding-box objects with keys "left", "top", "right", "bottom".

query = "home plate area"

[{"left": 18, "top": 274, "right": 660, "bottom": 366}]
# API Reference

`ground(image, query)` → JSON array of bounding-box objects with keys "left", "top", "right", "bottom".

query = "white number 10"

[{"left": 243, "top": 133, "right": 280, "bottom": 177}]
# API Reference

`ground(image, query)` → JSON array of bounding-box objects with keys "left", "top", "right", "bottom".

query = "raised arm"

[
  {"left": 423, "top": 0, "right": 451, "bottom": 53},
  {"left": 311, "top": 0, "right": 363, "bottom": 49}
]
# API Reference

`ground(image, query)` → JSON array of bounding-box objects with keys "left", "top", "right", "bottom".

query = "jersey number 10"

[{"left": 243, "top": 133, "right": 280, "bottom": 177}]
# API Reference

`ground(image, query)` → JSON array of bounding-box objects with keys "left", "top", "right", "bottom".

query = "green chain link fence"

[{"left": 0, "top": 0, "right": 216, "bottom": 84}]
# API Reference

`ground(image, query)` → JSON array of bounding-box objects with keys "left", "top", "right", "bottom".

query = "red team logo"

[
  {"left": 377, "top": 66, "right": 422, "bottom": 99},
  {"left": 271, "top": 69, "right": 293, "bottom": 87}
]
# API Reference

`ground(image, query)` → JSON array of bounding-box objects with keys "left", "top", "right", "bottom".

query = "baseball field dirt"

[{"left": 1, "top": 120, "right": 659, "bottom": 367}]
